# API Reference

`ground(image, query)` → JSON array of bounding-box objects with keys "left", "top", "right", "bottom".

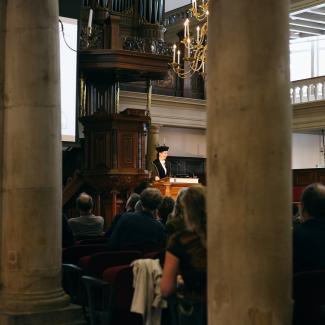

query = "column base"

[{"left": 0, "top": 304, "right": 86, "bottom": 325}]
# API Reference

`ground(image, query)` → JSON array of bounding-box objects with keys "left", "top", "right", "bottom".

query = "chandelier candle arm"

[
  {"left": 87, "top": 8, "right": 93, "bottom": 29},
  {"left": 192, "top": 0, "right": 197, "bottom": 12},
  {"left": 187, "top": 38, "right": 191, "bottom": 57},
  {"left": 173, "top": 44, "right": 176, "bottom": 63}
]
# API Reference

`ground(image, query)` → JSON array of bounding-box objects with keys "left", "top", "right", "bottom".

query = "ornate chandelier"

[{"left": 170, "top": 0, "right": 209, "bottom": 78}]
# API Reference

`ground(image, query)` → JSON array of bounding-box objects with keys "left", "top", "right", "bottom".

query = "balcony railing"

[
  {"left": 291, "top": 76, "right": 325, "bottom": 104},
  {"left": 164, "top": 4, "right": 192, "bottom": 26}
]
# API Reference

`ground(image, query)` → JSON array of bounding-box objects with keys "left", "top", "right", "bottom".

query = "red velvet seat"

[
  {"left": 82, "top": 265, "right": 142, "bottom": 325},
  {"left": 293, "top": 186, "right": 305, "bottom": 203},
  {"left": 79, "top": 250, "right": 142, "bottom": 278},
  {"left": 62, "top": 244, "right": 110, "bottom": 264},
  {"left": 122, "top": 241, "right": 165, "bottom": 254},
  {"left": 103, "top": 265, "right": 142, "bottom": 325}
]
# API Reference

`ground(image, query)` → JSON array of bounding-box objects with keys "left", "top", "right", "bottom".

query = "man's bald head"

[
  {"left": 76, "top": 192, "right": 93, "bottom": 215},
  {"left": 301, "top": 183, "right": 325, "bottom": 219}
]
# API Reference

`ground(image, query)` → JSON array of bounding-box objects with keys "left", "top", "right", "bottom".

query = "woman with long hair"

[
  {"left": 160, "top": 186, "right": 207, "bottom": 325},
  {"left": 165, "top": 188, "right": 187, "bottom": 237}
]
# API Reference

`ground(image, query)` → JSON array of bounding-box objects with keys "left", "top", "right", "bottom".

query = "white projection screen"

[{"left": 59, "top": 17, "right": 78, "bottom": 142}]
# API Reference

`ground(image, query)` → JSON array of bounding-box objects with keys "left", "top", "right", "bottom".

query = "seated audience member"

[
  {"left": 158, "top": 196, "right": 175, "bottom": 225},
  {"left": 105, "top": 193, "right": 140, "bottom": 238},
  {"left": 293, "top": 183, "right": 325, "bottom": 273},
  {"left": 68, "top": 192, "right": 104, "bottom": 239},
  {"left": 109, "top": 188, "right": 165, "bottom": 250},
  {"left": 165, "top": 189, "right": 187, "bottom": 237},
  {"left": 160, "top": 186, "right": 207, "bottom": 325}
]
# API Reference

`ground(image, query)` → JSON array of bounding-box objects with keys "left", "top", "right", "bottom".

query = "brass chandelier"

[{"left": 170, "top": 0, "right": 208, "bottom": 78}]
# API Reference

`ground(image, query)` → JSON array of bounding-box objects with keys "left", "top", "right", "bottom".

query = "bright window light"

[{"left": 59, "top": 17, "right": 78, "bottom": 142}]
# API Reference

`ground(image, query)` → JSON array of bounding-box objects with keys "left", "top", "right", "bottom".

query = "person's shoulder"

[
  {"left": 117, "top": 211, "right": 138, "bottom": 225},
  {"left": 91, "top": 215, "right": 104, "bottom": 222},
  {"left": 68, "top": 217, "right": 80, "bottom": 224},
  {"left": 173, "top": 230, "right": 200, "bottom": 244},
  {"left": 152, "top": 159, "right": 159, "bottom": 165}
]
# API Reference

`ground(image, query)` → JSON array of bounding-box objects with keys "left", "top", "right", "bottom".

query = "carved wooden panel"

[
  {"left": 293, "top": 168, "right": 325, "bottom": 186},
  {"left": 93, "top": 132, "right": 110, "bottom": 170},
  {"left": 118, "top": 132, "right": 136, "bottom": 169}
]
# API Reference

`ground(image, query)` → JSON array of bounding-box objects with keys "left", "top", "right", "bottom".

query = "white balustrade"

[{"left": 290, "top": 76, "right": 325, "bottom": 104}]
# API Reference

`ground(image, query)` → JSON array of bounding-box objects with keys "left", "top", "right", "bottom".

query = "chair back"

[
  {"left": 62, "top": 244, "right": 110, "bottom": 264},
  {"left": 81, "top": 251, "right": 142, "bottom": 278},
  {"left": 122, "top": 241, "right": 165, "bottom": 254},
  {"left": 102, "top": 265, "right": 142, "bottom": 325},
  {"left": 62, "top": 263, "right": 84, "bottom": 304}
]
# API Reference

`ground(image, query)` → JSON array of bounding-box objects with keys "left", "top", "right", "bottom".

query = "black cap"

[{"left": 156, "top": 145, "right": 169, "bottom": 153}]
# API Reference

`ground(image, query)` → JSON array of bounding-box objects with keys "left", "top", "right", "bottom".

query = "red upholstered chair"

[
  {"left": 62, "top": 263, "right": 84, "bottom": 304},
  {"left": 103, "top": 265, "right": 142, "bottom": 325},
  {"left": 122, "top": 241, "right": 165, "bottom": 254},
  {"left": 293, "top": 270, "right": 325, "bottom": 325},
  {"left": 293, "top": 186, "right": 305, "bottom": 203},
  {"left": 82, "top": 265, "right": 142, "bottom": 325},
  {"left": 62, "top": 244, "right": 110, "bottom": 264},
  {"left": 79, "top": 250, "right": 142, "bottom": 278}
]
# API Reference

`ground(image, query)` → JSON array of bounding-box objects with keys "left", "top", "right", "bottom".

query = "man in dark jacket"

[
  {"left": 293, "top": 183, "right": 325, "bottom": 273},
  {"left": 109, "top": 188, "right": 165, "bottom": 250}
]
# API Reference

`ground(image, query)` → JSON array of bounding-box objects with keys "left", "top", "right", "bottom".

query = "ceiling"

[
  {"left": 165, "top": 0, "right": 325, "bottom": 39},
  {"left": 288, "top": 1, "right": 325, "bottom": 38}
]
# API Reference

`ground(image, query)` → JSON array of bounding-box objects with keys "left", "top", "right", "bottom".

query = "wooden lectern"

[{"left": 152, "top": 177, "right": 200, "bottom": 199}]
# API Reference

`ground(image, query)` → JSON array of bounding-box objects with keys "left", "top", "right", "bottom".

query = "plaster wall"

[
  {"left": 157, "top": 127, "right": 323, "bottom": 171},
  {"left": 292, "top": 133, "right": 324, "bottom": 168},
  {"left": 159, "top": 126, "right": 206, "bottom": 157}
]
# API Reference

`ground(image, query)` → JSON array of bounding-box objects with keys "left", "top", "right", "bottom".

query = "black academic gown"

[{"left": 152, "top": 159, "right": 171, "bottom": 179}]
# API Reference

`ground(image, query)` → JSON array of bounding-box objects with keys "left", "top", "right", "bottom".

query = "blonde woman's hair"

[
  {"left": 181, "top": 186, "right": 206, "bottom": 246},
  {"left": 170, "top": 187, "right": 187, "bottom": 220}
]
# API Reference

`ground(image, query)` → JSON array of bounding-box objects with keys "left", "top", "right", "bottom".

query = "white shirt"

[{"left": 159, "top": 160, "right": 167, "bottom": 175}]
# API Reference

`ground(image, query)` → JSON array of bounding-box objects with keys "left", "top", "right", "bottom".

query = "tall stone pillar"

[
  {"left": 0, "top": 1, "right": 84, "bottom": 323},
  {"left": 207, "top": 1, "right": 292, "bottom": 324},
  {"left": 0, "top": 0, "right": 6, "bottom": 280},
  {"left": 146, "top": 124, "right": 161, "bottom": 171}
]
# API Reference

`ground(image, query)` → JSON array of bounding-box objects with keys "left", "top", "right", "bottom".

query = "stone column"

[
  {"left": 207, "top": 1, "right": 292, "bottom": 324},
  {"left": 0, "top": 1, "right": 84, "bottom": 323},
  {"left": 0, "top": 0, "right": 6, "bottom": 281},
  {"left": 146, "top": 124, "right": 161, "bottom": 171}
]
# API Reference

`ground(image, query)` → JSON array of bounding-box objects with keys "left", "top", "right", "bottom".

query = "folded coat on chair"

[{"left": 130, "top": 258, "right": 167, "bottom": 325}]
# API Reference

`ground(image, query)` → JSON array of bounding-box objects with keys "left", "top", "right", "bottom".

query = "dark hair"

[
  {"left": 76, "top": 192, "right": 93, "bottom": 213},
  {"left": 158, "top": 196, "right": 175, "bottom": 224},
  {"left": 134, "top": 181, "right": 151, "bottom": 194},
  {"left": 140, "top": 188, "right": 163, "bottom": 211},
  {"left": 301, "top": 183, "right": 325, "bottom": 219},
  {"left": 125, "top": 193, "right": 140, "bottom": 212}
]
